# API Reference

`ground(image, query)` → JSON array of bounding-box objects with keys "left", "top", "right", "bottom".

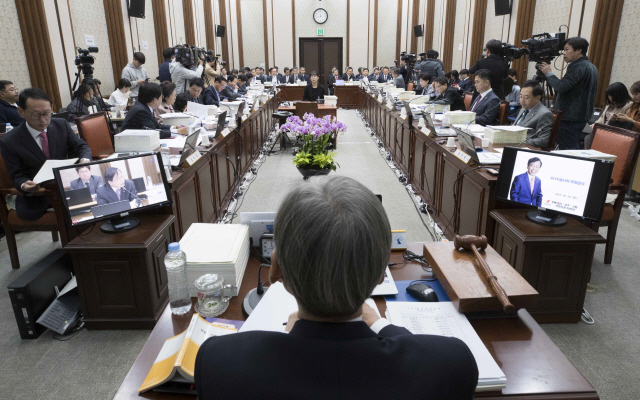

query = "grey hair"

[
  {"left": 391, "top": 67, "right": 400, "bottom": 76},
  {"left": 274, "top": 176, "right": 392, "bottom": 319}
]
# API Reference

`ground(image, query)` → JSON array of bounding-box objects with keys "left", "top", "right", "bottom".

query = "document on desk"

[
  {"left": 386, "top": 301, "right": 506, "bottom": 391},
  {"left": 33, "top": 158, "right": 79, "bottom": 184}
]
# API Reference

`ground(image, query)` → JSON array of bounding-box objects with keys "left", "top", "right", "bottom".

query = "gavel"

[{"left": 454, "top": 234, "right": 516, "bottom": 315}]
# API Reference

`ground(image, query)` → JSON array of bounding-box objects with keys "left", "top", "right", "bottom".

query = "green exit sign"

[{"left": 317, "top": 28, "right": 324, "bottom": 36}]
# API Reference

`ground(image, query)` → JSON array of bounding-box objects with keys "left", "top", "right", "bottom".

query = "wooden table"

[
  {"left": 334, "top": 85, "right": 361, "bottom": 108},
  {"left": 277, "top": 104, "right": 338, "bottom": 119},
  {"left": 114, "top": 242, "right": 598, "bottom": 399},
  {"left": 278, "top": 85, "right": 305, "bottom": 102},
  {"left": 490, "top": 209, "right": 606, "bottom": 323}
]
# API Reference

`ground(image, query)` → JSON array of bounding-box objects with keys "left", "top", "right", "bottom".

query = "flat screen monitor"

[
  {"left": 54, "top": 153, "right": 172, "bottom": 233},
  {"left": 495, "top": 147, "right": 614, "bottom": 226}
]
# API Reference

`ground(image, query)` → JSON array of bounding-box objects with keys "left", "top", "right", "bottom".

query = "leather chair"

[
  {"left": 75, "top": 112, "right": 114, "bottom": 159},
  {"left": 0, "top": 153, "right": 69, "bottom": 269},
  {"left": 463, "top": 92, "right": 473, "bottom": 111},
  {"left": 539, "top": 110, "right": 562, "bottom": 151},
  {"left": 498, "top": 101, "right": 510, "bottom": 125},
  {"left": 588, "top": 123, "right": 640, "bottom": 264},
  {"left": 294, "top": 102, "right": 319, "bottom": 118},
  {"left": 407, "top": 82, "right": 414, "bottom": 92}
]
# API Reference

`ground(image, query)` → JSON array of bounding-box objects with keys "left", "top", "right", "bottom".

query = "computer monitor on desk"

[
  {"left": 54, "top": 153, "right": 172, "bottom": 234},
  {"left": 495, "top": 147, "right": 614, "bottom": 226}
]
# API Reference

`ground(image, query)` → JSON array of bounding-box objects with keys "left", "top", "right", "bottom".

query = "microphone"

[
  {"left": 121, "top": 185, "right": 142, "bottom": 207},
  {"left": 242, "top": 263, "right": 271, "bottom": 316}
]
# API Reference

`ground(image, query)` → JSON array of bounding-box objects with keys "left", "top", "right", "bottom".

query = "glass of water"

[{"left": 194, "top": 274, "right": 233, "bottom": 317}]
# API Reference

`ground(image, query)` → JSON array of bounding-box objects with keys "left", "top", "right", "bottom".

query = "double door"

[{"left": 299, "top": 38, "right": 343, "bottom": 88}]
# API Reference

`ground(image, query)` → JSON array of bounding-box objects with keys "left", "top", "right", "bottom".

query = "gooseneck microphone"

[{"left": 242, "top": 263, "right": 271, "bottom": 316}]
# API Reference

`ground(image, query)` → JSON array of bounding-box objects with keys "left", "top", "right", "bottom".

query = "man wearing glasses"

[
  {"left": 0, "top": 81, "right": 25, "bottom": 127},
  {"left": 0, "top": 88, "right": 92, "bottom": 220}
]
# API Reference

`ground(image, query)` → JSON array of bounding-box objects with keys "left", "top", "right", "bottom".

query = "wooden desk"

[
  {"left": 277, "top": 104, "right": 338, "bottom": 119},
  {"left": 334, "top": 85, "right": 361, "bottom": 108},
  {"left": 278, "top": 85, "right": 305, "bottom": 102},
  {"left": 115, "top": 242, "right": 597, "bottom": 399},
  {"left": 69, "top": 200, "right": 97, "bottom": 210}
]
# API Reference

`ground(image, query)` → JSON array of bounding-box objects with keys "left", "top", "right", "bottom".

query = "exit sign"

[{"left": 317, "top": 28, "right": 324, "bottom": 36}]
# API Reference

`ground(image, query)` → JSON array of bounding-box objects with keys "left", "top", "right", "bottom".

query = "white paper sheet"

[{"left": 34, "top": 159, "right": 79, "bottom": 183}]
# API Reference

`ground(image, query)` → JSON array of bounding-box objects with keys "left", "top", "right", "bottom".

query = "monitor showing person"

[
  {"left": 69, "top": 165, "right": 103, "bottom": 200},
  {"left": 510, "top": 157, "right": 543, "bottom": 206},
  {"left": 96, "top": 167, "right": 139, "bottom": 208}
]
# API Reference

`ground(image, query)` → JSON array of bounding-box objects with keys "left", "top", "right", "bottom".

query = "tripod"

[
  {"left": 268, "top": 112, "right": 294, "bottom": 155},
  {"left": 72, "top": 63, "right": 116, "bottom": 137}
]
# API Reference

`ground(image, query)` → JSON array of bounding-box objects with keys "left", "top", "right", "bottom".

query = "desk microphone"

[
  {"left": 122, "top": 186, "right": 142, "bottom": 207},
  {"left": 242, "top": 263, "right": 270, "bottom": 316}
]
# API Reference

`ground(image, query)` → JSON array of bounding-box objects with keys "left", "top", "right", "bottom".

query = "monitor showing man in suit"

[
  {"left": 510, "top": 157, "right": 543, "bottom": 206},
  {"left": 70, "top": 165, "right": 103, "bottom": 200},
  {"left": 96, "top": 167, "right": 139, "bottom": 208}
]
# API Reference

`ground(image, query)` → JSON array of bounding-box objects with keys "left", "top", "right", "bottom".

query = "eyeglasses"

[{"left": 27, "top": 112, "right": 53, "bottom": 119}]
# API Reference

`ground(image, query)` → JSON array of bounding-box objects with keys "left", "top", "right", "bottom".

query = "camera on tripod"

[
  {"left": 75, "top": 47, "right": 98, "bottom": 78},
  {"left": 500, "top": 32, "right": 566, "bottom": 64},
  {"left": 400, "top": 51, "right": 417, "bottom": 64}
]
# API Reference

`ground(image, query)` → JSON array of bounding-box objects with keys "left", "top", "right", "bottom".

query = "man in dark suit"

[
  {"left": 510, "top": 157, "right": 543, "bottom": 206},
  {"left": 468, "top": 39, "right": 510, "bottom": 99},
  {"left": 515, "top": 81, "right": 554, "bottom": 148},
  {"left": 342, "top": 67, "right": 357, "bottom": 82},
  {"left": 457, "top": 69, "right": 474, "bottom": 92},
  {"left": 96, "top": 167, "right": 139, "bottom": 207},
  {"left": 326, "top": 69, "right": 341, "bottom": 95},
  {"left": 266, "top": 68, "right": 285, "bottom": 85},
  {"left": 249, "top": 68, "right": 265, "bottom": 84},
  {"left": 220, "top": 75, "right": 241, "bottom": 100},
  {"left": 236, "top": 74, "right": 249, "bottom": 95},
  {"left": 377, "top": 67, "right": 393, "bottom": 83},
  {"left": 469, "top": 69, "right": 501, "bottom": 126},
  {"left": 0, "top": 80, "right": 25, "bottom": 126},
  {"left": 69, "top": 165, "right": 103, "bottom": 200},
  {"left": 298, "top": 67, "right": 310, "bottom": 84},
  {"left": 195, "top": 176, "right": 479, "bottom": 400},
  {"left": 120, "top": 83, "right": 187, "bottom": 139},
  {"left": 203, "top": 76, "right": 228, "bottom": 106},
  {"left": 433, "top": 76, "right": 465, "bottom": 111},
  {"left": 187, "top": 78, "right": 205, "bottom": 104},
  {"left": 0, "top": 88, "right": 92, "bottom": 221}
]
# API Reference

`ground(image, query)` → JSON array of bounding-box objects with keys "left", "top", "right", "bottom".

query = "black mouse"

[{"left": 406, "top": 283, "right": 439, "bottom": 302}]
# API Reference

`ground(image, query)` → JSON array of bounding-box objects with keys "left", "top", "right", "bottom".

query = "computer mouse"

[{"left": 406, "top": 283, "right": 439, "bottom": 302}]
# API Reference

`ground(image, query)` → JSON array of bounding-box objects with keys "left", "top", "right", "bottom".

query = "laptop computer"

[
  {"left": 91, "top": 200, "right": 131, "bottom": 218},
  {"left": 65, "top": 187, "right": 93, "bottom": 207},
  {"left": 169, "top": 129, "right": 201, "bottom": 167},
  {"left": 132, "top": 177, "right": 149, "bottom": 200},
  {"left": 420, "top": 109, "right": 457, "bottom": 137},
  {"left": 454, "top": 127, "right": 503, "bottom": 165},
  {"left": 212, "top": 111, "right": 228, "bottom": 139}
]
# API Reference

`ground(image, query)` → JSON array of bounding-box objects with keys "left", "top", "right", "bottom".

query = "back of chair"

[
  {"left": 463, "top": 92, "right": 473, "bottom": 111},
  {"left": 590, "top": 123, "right": 640, "bottom": 187},
  {"left": 407, "top": 82, "right": 414, "bottom": 92},
  {"left": 498, "top": 101, "right": 509, "bottom": 125},
  {"left": 75, "top": 112, "right": 114, "bottom": 158},
  {"left": 540, "top": 110, "right": 562, "bottom": 151},
  {"left": 0, "top": 150, "right": 15, "bottom": 189},
  {"left": 295, "top": 102, "right": 319, "bottom": 118}
]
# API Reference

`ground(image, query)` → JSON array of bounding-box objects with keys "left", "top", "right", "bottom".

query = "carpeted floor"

[{"left": 0, "top": 110, "right": 637, "bottom": 399}]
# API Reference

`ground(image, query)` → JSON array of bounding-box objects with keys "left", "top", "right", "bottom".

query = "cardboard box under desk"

[{"left": 423, "top": 242, "right": 538, "bottom": 313}]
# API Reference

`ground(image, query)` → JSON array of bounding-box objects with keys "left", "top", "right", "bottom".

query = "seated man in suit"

[
  {"left": 0, "top": 80, "right": 25, "bottom": 127},
  {"left": 0, "top": 88, "right": 92, "bottom": 221},
  {"left": 236, "top": 74, "right": 249, "bottom": 95},
  {"left": 70, "top": 165, "right": 103, "bottom": 200},
  {"left": 342, "top": 67, "right": 357, "bottom": 82},
  {"left": 370, "top": 67, "right": 380, "bottom": 82},
  {"left": 220, "top": 75, "right": 241, "bottom": 100},
  {"left": 360, "top": 68, "right": 370, "bottom": 83},
  {"left": 187, "top": 78, "right": 205, "bottom": 104},
  {"left": 378, "top": 67, "right": 393, "bottom": 84},
  {"left": 469, "top": 69, "right": 501, "bottom": 126},
  {"left": 266, "top": 67, "right": 284, "bottom": 85},
  {"left": 203, "top": 76, "right": 228, "bottom": 106},
  {"left": 514, "top": 81, "right": 554, "bottom": 148},
  {"left": 327, "top": 69, "right": 341, "bottom": 95},
  {"left": 391, "top": 68, "right": 405, "bottom": 89},
  {"left": 195, "top": 175, "right": 479, "bottom": 400},
  {"left": 433, "top": 76, "right": 465, "bottom": 111},
  {"left": 510, "top": 157, "right": 543, "bottom": 206},
  {"left": 298, "top": 67, "right": 310, "bottom": 84},
  {"left": 96, "top": 167, "right": 139, "bottom": 208},
  {"left": 120, "top": 83, "right": 188, "bottom": 139},
  {"left": 457, "top": 69, "right": 474, "bottom": 92}
]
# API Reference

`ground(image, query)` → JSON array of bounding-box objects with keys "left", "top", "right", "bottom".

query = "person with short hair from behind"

[
  {"left": 108, "top": 79, "right": 132, "bottom": 107},
  {"left": 538, "top": 37, "right": 598, "bottom": 150},
  {"left": 194, "top": 176, "right": 479, "bottom": 400},
  {"left": 468, "top": 39, "right": 510, "bottom": 99},
  {"left": 159, "top": 47, "right": 174, "bottom": 83},
  {"left": 173, "top": 92, "right": 191, "bottom": 113},
  {"left": 188, "top": 78, "right": 205, "bottom": 104},
  {"left": 66, "top": 83, "right": 95, "bottom": 122},
  {"left": 419, "top": 49, "right": 444, "bottom": 79},
  {"left": 122, "top": 52, "right": 149, "bottom": 97},
  {"left": 611, "top": 81, "right": 640, "bottom": 132},
  {"left": 171, "top": 52, "right": 204, "bottom": 95},
  {"left": 514, "top": 80, "right": 554, "bottom": 148},
  {"left": 120, "top": 83, "right": 188, "bottom": 138},
  {"left": 391, "top": 68, "right": 405, "bottom": 89},
  {"left": 433, "top": 76, "right": 465, "bottom": 111},
  {"left": 0, "top": 80, "right": 25, "bottom": 126},
  {"left": 0, "top": 88, "right": 92, "bottom": 220},
  {"left": 469, "top": 69, "right": 501, "bottom": 126}
]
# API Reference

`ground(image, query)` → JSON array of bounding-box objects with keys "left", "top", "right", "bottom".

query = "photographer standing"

[
  {"left": 538, "top": 37, "right": 598, "bottom": 150},
  {"left": 468, "top": 39, "right": 510, "bottom": 99},
  {"left": 419, "top": 50, "right": 444, "bottom": 79},
  {"left": 171, "top": 56, "right": 204, "bottom": 95}
]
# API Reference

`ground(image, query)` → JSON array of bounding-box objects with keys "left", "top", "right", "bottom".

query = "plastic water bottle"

[
  {"left": 160, "top": 143, "right": 172, "bottom": 179},
  {"left": 5, "top": 123, "right": 12, "bottom": 132},
  {"left": 165, "top": 242, "right": 191, "bottom": 315},
  {"left": 443, "top": 105, "right": 450, "bottom": 128}
]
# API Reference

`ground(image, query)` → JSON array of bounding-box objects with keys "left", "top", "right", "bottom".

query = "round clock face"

[{"left": 314, "top": 8, "right": 328, "bottom": 24}]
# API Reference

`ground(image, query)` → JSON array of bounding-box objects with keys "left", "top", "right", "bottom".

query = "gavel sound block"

[{"left": 423, "top": 239, "right": 538, "bottom": 314}]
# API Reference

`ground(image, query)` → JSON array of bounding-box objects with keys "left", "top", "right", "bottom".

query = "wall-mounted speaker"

[
  {"left": 128, "top": 0, "right": 145, "bottom": 18},
  {"left": 495, "top": 0, "right": 512, "bottom": 16},
  {"left": 216, "top": 25, "right": 226, "bottom": 38},
  {"left": 414, "top": 25, "right": 423, "bottom": 37}
]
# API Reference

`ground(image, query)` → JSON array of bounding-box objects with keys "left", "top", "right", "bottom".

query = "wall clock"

[{"left": 313, "top": 8, "right": 328, "bottom": 24}]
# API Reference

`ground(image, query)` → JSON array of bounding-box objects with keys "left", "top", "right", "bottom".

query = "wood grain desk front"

[
  {"left": 114, "top": 242, "right": 598, "bottom": 400},
  {"left": 277, "top": 104, "right": 338, "bottom": 119}
]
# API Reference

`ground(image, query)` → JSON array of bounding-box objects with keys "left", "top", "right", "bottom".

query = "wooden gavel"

[{"left": 454, "top": 234, "right": 516, "bottom": 314}]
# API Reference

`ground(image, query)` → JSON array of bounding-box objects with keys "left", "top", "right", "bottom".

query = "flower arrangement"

[{"left": 280, "top": 113, "right": 347, "bottom": 171}]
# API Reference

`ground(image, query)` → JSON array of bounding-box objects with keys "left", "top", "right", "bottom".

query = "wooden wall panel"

[
  {"left": 410, "top": 0, "right": 419, "bottom": 54},
  {"left": 373, "top": 0, "right": 379, "bottom": 66},
  {"left": 262, "top": 0, "right": 269, "bottom": 68},
  {"left": 15, "top": 0, "right": 63, "bottom": 111},
  {"left": 511, "top": 0, "right": 536, "bottom": 83},
  {"left": 236, "top": 0, "right": 243, "bottom": 67},
  {"left": 424, "top": 0, "right": 435, "bottom": 51},
  {"left": 469, "top": 0, "right": 488, "bottom": 69},
  {"left": 589, "top": 0, "right": 625, "bottom": 107},
  {"left": 442, "top": 0, "right": 457, "bottom": 71},
  {"left": 103, "top": 0, "right": 129, "bottom": 89},
  {"left": 204, "top": 0, "right": 216, "bottom": 51},
  {"left": 153, "top": 0, "right": 170, "bottom": 66},
  {"left": 396, "top": 0, "right": 402, "bottom": 63},
  {"left": 218, "top": 0, "right": 229, "bottom": 64},
  {"left": 183, "top": 0, "right": 196, "bottom": 44}
]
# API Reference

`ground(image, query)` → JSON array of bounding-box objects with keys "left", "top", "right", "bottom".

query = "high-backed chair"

[
  {"left": 407, "top": 82, "right": 414, "bottom": 92},
  {"left": 463, "top": 92, "right": 473, "bottom": 111},
  {"left": 294, "top": 102, "right": 319, "bottom": 118},
  {"left": 539, "top": 110, "right": 563, "bottom": 151},
  {"left": 75, "top": 112, "right": 114, "bottom": 159},
  {"left": 588, "top": 123, "right": 640, "bottom": 264},
  {"left": 0, "top": 153, "right": 66, "bottom": 269},
  {"left": 498, "top": 101, "right": 510, "bottom": 125}
]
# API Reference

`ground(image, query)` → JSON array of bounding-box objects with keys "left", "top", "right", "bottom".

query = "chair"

[
  {"left": 294, "top": 102, "right": 319, "bottom": 118},
  {"left": 407, "top": 82, "right": 414, "bottom": 92},
  {"left": 498, "top": 101, "right": 510, "bottom": 125},
  {"left": 75, "top": 112, "right": 114, "bottom": 159},
  {"left": 539, "top": 110, "right": 562, "bottom": 151},
  {"left": 0, "top": 153, "right": 67, "bottom": 269},
  {"left": 588, "top": 123, "right": 640, "bottom": 264},
  {"left": 463, "top": 92, "right": 473, "bottom": 111}
]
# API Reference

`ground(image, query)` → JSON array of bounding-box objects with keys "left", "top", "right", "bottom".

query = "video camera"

[
  {"left": 500, "top": 32, "right": 566, "bottom": 64},
  {"left": 400, "top": 51, "right": 417, "bottom": 64},
  {"left": 174, "top": 44, "right": 220, "bottom": 68},
  {"left": 75, "top": 47, "right": 98, "bottom": 79}
]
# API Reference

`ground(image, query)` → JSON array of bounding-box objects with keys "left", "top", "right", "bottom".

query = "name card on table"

[
  {"left": 453, "top": 148, "right": 472, "bottom": 164},
  {"left": 221, "top": 128, "right": 231, "bottom": 137},
  {"left": 185, "top": 150, "right": 203, "bottom": 166},
  {"left": 241, "top": 115, "right": 248, "bottom": 122}
]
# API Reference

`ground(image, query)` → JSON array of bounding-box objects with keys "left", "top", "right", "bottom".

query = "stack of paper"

[
  {"left": 114, "top": 130, "right": 160, "bottom": 152},
  {"left": 160, "top": 113, "right": 194, "bottom": 127},
  {"left": 324, "top": 95, "right": 337, "bottom": 107},
  {"left": 551, "top": 149, "right": 617, "bottom": 162},
  {"left": 484, "top": 125, "right": 528, "bottom": 144},
  {"left": 453, "top": 124, "right": 485, "bottom": 136},
  {"left": 446, "top": 111, "right": 476, "bottom": 124},
  {"left": 180, "top": 224, "right": 250, "bottom": 297},
  {"left": 386, "top": 301, "right": 507, "bottom": 392}
]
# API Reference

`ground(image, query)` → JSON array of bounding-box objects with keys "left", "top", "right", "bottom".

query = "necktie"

[
  {"left": 516, "top": 109, "right": 529, "bottom": 126},
  {"left": 471, "top": 95, "right": 484, "bottom": 112},
  {"left": 85, "top": 182, "right": 89, "bottom": 189},
  {"left": 39, "top": 131, "right": 49, "bottom": 158},
  {"left": 530, "top": 178, "right": 534, "bottom": 195},
  {"left": 117, "top": 188, "right": 121, "bottom": 201}
]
